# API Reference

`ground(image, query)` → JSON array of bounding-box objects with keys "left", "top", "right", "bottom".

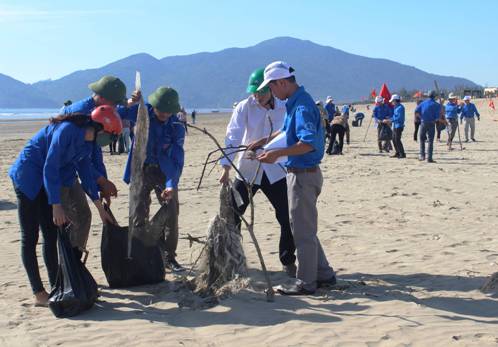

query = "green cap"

[
  {"left": 246, "top": 68, "right": 269, "bottom": 94},
  {"left": 88, "top": 76, "right": 126, "bottom": 104},
  {"left": 148, "top": 87, "right": 181, "bottom": 113}
]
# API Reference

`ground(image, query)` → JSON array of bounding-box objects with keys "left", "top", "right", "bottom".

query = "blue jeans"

[{"left": 419, "top": 121, "right": 435, "bottom": 160}]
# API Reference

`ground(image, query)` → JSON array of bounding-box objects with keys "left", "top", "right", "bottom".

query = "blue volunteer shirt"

[
  {"left": 122, "top": 103, "right": 185, "bottom": 189},
  {"left": 373, "top": 104, "right": 392, "bottom": 121},
  {"left": 415, "top": 99, "right": 441, "bottom": 123},
  {"left": 342, "top": 104, "right": 350, "bottom": 116},
  {"left": 460, "top": 103, "right": 480, "bottom": 119},
  {"left": 445, "top": 102, "right": 461, "bottom": 119},
  {"left": 281, "top": 86, "right": 325, "bottom": 168},
  {"left": 392, "top": 104, "right": 405, "bottom": 129},
  {"left": 60, "top": 96, "right": 108, "bottom": 180},
  {"left": 9, "top": 122, "right": 100, "bottom": 204},
  {"left": 325, "top": 102, "right": 336, "bottom": 121}
]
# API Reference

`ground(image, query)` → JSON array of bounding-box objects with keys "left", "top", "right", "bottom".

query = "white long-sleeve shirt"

[{"left": 220, "top": 96, "right": 287, "bottom": 185}]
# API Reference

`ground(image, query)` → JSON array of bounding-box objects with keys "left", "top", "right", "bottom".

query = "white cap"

[
  {"left": 448, "top": 92, "right": 458, "bottom": 99},
  {"left": 463, "top": 95, "right": 471, "bottom": 101},
  {"left": 326, "top": 95, "right": 333, "bottom": 101},
  {"left": 389, "top": 94, "right": 401, "bottom": 102},
  {"left": 375, "top": 96, "right": 384, "bottom": 103},
  {"left": 257, "top": 61, "right": 295, "bottom": 91}
]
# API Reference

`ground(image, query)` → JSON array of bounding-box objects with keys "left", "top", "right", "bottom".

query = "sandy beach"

[{"left": 1, "top": 99, "right": 498, "bottom": 346}]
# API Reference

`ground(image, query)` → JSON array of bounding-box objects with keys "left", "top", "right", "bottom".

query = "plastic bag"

[
  {"left": 101, "top": 206, "right": 165, "bottom": 288},
  {"left": 379, "top": 124, "right": 393, "bottom": 141},
  {"left": 48, "top": 228, "right": 98, "bottom": 318}
]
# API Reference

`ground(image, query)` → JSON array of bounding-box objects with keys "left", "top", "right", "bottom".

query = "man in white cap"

[
  {"left": 325, "top": 96, "right": 336, "bottom": 123},
  {"left": 389, "top": 94, "right": 406, "bottom": 158},
  {"left": 248, "top": 61, "right": 336, "bottom": 295},
  {"left": 445, "top": 93, "right": 462, "bottom": 150},
  {"left": 460, "top": 96, "right": 480, "bottom": 142},
  {"left": 372, "top": 96, "right": 393, "bottom": 153}
]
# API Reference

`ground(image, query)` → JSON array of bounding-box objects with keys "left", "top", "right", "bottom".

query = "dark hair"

[
  {"left": 285, "top": 75, "right": 296, "bottom": 83},
  {"left": 49, "top": 113, "right": 102, "bottom": 131}
]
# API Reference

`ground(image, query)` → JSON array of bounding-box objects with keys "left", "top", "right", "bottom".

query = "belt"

[{"left": 287, "top": 166, "right": 319, "bottom": 174}]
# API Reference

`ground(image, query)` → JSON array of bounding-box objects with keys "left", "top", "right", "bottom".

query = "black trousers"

[
  {"left": 392, "top": 127, "right": 405, "bottom": 156},
  {"left": 14, "top": 187, "right": 58, "bottom": 294},
  {"left": 414, "top": 122, "right": 420, "bottom": 141},
  {"left": 232, "top": 173, "right": 296, "bottom": 266},
  {"left": 327, "top": 124, "right": 345, "bottom": 154}
]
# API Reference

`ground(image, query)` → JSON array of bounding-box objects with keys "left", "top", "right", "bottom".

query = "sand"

[{"left": 1, "top": 100, "right": 498, "bottom": 346}]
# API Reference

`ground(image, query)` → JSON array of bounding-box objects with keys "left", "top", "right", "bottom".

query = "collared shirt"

[
  {"left": 341, "top": 105, "right": 350, "bottom": 119},
  {"left": 281, "top": 86, "right": 325, "bottom": 168},
  {"left": 415, "top": 98, "right": 441, "bottom": 123},
  {"left": 372, "top": 103, "right": 392, "bottom": 127},
  {"left": 392, "top": 103, "right": 405, "bottom": 129},
  {"left": 221, "top": 96, "right": 287, "bottom": 185},
  {"left": 460, "top": 102, "right": 480, "bottom": 119},
  {"left": 122, "top": 104, "right": 185, "bottom": 189},
  {"left": 60, "top": 96, "right": 107, "bottom": 180},
  {"left": 9, "top": 122, "right": 99, "bottom": 204},
  {"left": 325, "top": 101, "right": 336, "bottom": 121},
  {"left": 445, "top": 102, "right": 461, "bottom": 119}
]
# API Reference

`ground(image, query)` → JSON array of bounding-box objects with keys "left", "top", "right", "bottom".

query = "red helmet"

[{"left": 91, "top": 105, "right": 122, "bottom": 135}]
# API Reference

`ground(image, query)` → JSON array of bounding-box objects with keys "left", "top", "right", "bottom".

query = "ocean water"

[{"left": 0, "top": 108, "right": 232, "bottom": 121}]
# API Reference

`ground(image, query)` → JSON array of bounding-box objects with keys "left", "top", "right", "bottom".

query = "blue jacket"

[
  {"left": 122, "top": 104, "right": 185, "bottom": 189},
  {"left": 415, "top": 99, "right": 441, "bottom": 123},
  {"left": 373, "top": 104, "right": 392, "bottom": 121},
  {"left": 460, "top": 103, "right": 480, "bottom": 119},
  {"left": 392, "top": 104, "right": 405, "bottom": 129},
  {"left": 9, "top": 122, "right": 100, "bottom": 204},
  {"left": 325, "top": 102, "right": 336, "bottom": 121},
  {"left": 281, "top": 86, "right": 324, "bottom": 168},
  {"left": 60, "top": 96, "right": 107, "bottom": 180},
  {"left": 341, "top": 104, "right": 350, "bottom": 116},
  {"left": 445, "top": 102, "right": 461, "bottom": 119}
]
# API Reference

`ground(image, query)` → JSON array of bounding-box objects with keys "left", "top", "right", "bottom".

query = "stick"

[{"left": 363, "top": 116, "right": 373, "bottom": 142}]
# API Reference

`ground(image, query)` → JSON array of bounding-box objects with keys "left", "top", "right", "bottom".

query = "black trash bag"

[
  {"left": 101, "top": 206, "right": 166, "bottom": 288},
  {"left": 352, "top": 120, "right": 359, "bottom": 127},
  {"left": 48, "top": 228, "right": 98, "bottom": 318},
  {"left": 331, "top": 140, "right": 341, "bottom": 155},
  {"left": 379, "top": 123, "right": 393, "bottom": 141}
]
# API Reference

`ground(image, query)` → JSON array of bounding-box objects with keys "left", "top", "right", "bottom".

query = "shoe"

[
  {"left": 277, "top": 284, "right": 315, "bottom": 296},
  {"left": 471, "top": 138, "right": 476, "bottom": 142},
  {"left": 390, "top": 153, "right": 399, "bottom": 158},
  {"left": 317, "top": 276, "right": 337, "bottom": 288},
  {"left": 165, "top": 258, "right": 185, "bottom": 272},
  {"left": 465, "top": 139, "right": 469, "bottom": 143},
  {"left": 427, "top": 159, "right": 436, "bottom": 163},
  {"left": 379, "top": 149, "right": 383, "bottom": 153},
  {"left": 419, "top": 156, "right": 425, "bottom": 161},
  {"left": 398, "top": 154, "right": 406, "bottom": 159},
  {"left": 283, "top": 263, "right": 297, "bottom": 278}
]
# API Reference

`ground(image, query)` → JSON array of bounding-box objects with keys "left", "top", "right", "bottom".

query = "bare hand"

[
  {"left": 98, "top": 178, "right": 118, "bottom": 205},
  {"left": 127, "top": 90, "right": 142, "bottom": 107},
  {"left": 219, "top": 166, "right": 230, "bottom": 184},
  {"left": 161, "top": 188, "right": 175, "bottom": 201},
  {"left": 52, "top": 204, "right": 69, "bottom": 226},
  {"left": 257, "top": 150, "right": 280, "bottom": 164},
  {"left": 246, "top": 138, "right": 266, "bottom": 151}
]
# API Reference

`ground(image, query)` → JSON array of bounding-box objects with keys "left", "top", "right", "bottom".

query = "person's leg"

[
  {"left": 470, "top": 117, "right": 476, "bottom": 140},
  {"left": 345, "top": 122, "right": 350, "bottom": 144},
  {"left": 15, "top": 187, "right": 46, "bottom": 296},
  {"left": 337, "top": 127, "right": 345, "bottom": 153},
  {"left": 419, "top": 122, "right": 427, "bottom": 159},
  {"left": 230, "top": 178, "right": 259, "bottom": 231},
  {"left": 464, "top": 118, "right": 470, "bottom": 141},
  {"left": 37, "top": 189, "right": 58, "bottom": 288},
  {"left": 414, "top": 122, "right": 420, "bottom": 142},
  {"left": 392, "top": 127, "right": 400, "bottom": 156},
  {"left": 427, "top": 122, "right": 436, "bottom": 161},
  {"left": 398, "top": 127, "right": 405, "bottom": 157},
  {"left": 259, "top": 174, "right": 296, "bottom": 267},
  {"left": 377, "top": 126, "right": 383, "bottom": 152},
  {"left": 60, "top": 182, "right": 92, "bottom": 251},
  {"left": 286, "top": 170, "right": 334, "bottom": 293},
  {"left": 327, "top": 126, "right": 338, "bottom": 154}
]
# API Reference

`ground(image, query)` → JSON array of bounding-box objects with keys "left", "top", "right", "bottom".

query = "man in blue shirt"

[
  {"left": 414, "top": 90, "right": 442, "bottom": 162},
  {"left": 325, "top": 96, "right": 336, "bottom": 122},
  {"left": 460, "top": 95, "right": 480, "bottom": 142},
  {"left": 389, "top": 94, "right": 406, "bottom": 158},
  {"left": 341, "top": 104, "right": 351, "bottom": 144},
  {"left": 372, "top": 96, "right": 393, "bottom": 153},
  {"left": 122, "top": 87, "right": 186, "bottom": 272},
  {"left": 251, "top": 61, "right": 336, "bottom": 295},
  {"left": 445, "top": 93, "right": 462, "bottom": 150}
]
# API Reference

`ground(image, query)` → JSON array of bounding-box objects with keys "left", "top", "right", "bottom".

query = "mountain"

[
  {"left": 3, "top": 37, "right": 479, "bottom": 108},
  {"left": 0, "top": 74, "right": 58, "bottom": 108}
]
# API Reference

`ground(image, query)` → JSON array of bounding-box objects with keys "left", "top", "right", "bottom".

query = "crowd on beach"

[{"left": 8, "top": 60, "right": 484, "bottom": 307}]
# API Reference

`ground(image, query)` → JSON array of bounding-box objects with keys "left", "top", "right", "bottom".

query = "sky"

[{"left": 1, "top": 0, "right": 497, "bottom": 86}]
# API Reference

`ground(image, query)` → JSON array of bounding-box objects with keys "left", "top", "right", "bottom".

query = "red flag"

[
  {"left": 371, "top": 89, "right": 377, "bottom": 98},
  {"left": 489, "top": 99, "right": 495, "bottom": 110},
  {"left": 379, "top": 83, "right": 392, "bottom": 107},
  {"left": 413, "top": 91, "right": 423, "bottom": 98}
]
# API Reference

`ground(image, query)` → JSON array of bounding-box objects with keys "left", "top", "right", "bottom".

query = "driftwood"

[{"left": 186, "top": 122, "right": 275, "bottom": 302}]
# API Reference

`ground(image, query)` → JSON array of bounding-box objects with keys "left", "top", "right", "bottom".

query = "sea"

[{"left": 0, "top": 108, "right": 232, "bottom": 122}]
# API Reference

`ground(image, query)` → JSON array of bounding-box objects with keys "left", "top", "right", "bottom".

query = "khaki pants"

[
  {"left": 131, "top": 164, "right": 179, "bottom": 260},
  {"left": 286, "top": 168, "right": 335, "bottom": 291},
  {"left": 60, "top": 182, "right": 92, "bottom": 250},
  {"left": 464, "top": 117, "right": 476, "bottom": 141}
]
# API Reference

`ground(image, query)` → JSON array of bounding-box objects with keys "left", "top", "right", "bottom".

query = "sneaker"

[
  {"left": 276, "top": 283, "right": 315, "bottom": 296},
  {"left": 317, "top": 276, "right": 338, "bottom": 288},
  {"left": 165, "top": 258, "right": 185, "bottom": 272},
  {"left": 465, "top": 139, "right": 469, "bottom": 143},
  {"left": 283, "top": 263, "right": 297, "bottom": 278},
  {"left": 427, "top": 159, "right": 436, "bottom": 163},
  {"left": 390, "top": 153, "right": 400, "bottom": 158},
  {"left": 471, "top": 138, "right": 476, "bottom": 142},
  {"left": 419, "top": 156, "right": 425, "bottom": 161},
  {"left": 398, "top": 154, "right": 406, "bottom": 159}
]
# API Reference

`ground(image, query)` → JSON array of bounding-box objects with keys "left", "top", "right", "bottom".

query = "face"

[
  {"left": 153, "top": 108, "right": 173, "bottom": 122},
  {"left": 93, "top": 94, "right": 114, "bottom": 106},
  {"left": 268, "top": 79, "right": 287, "bottom": 100},
  {"left": 465, "top": 99, "right": 470, "bottom": 104},
  {"left": 449, "top": 98, "right": 457, "bottom": 103},
  {"left": 253, "top": 88, "right": 272, "bottom": 108}
]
